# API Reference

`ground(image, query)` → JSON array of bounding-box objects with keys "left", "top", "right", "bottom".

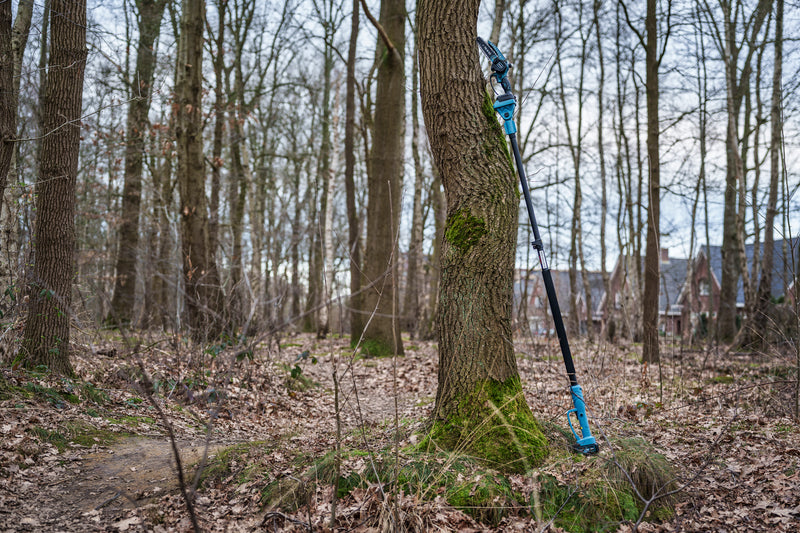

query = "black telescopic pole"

[
  {"left": 477, "top": 36, "right": 597, "bottom": 454},
  {"left": 507, "top": 133, "right": 578, "bottom": 387}
]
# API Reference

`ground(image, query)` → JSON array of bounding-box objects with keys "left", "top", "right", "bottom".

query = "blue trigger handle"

[{"left": 567, "top": 384, "right": 597, "bottom": 451}]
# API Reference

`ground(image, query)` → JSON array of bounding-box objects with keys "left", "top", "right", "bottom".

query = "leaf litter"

[{"left": 0, "top": 330, "right": 798, "bottom": 531}]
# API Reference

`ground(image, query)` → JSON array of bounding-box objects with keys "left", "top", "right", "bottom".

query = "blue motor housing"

[{"left": 493, "top": 94, "right": 517, "bottom": 135}]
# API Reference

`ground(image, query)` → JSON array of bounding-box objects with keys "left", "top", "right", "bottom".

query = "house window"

[
  {"left": 699, "top": 278, "right": 710, "bottom": 296},
  {"left": 615, "top": 292, "right": 622, "bottom": 309}
]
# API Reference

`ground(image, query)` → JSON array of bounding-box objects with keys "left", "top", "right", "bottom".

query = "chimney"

[{"left": 661, "top": 248, "right": 669, "bottom": 263}]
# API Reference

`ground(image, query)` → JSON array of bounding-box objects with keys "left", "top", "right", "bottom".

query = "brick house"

[
  {"left": 515, "top": 239, "right": 797, "bottom": 339},
  {"left": 515, "top": 268, "right": 604, "bottom": 335},
  {"left": 599, "top": 249, "right": 689, "bottom": 338},
  {"left": 678, "top": 239, "right": 798, "bottom": 338}
]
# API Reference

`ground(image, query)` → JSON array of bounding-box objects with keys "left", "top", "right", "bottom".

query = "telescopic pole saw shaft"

[
  {"left": 477, "top": 36, "right": 598, "bottom": 455},
  {"left": 508, "top": 133, "right": 578, "bottom": 387}
]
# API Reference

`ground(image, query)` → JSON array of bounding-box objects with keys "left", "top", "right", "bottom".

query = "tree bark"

[
  {"left": 360, "top": 0, "right": 405, "bottom": 356},
  {"left": 175, "top": 0, "right": 224, "bottom": 340},
  {"left": 107, "top": 0, "right": 168, "bottom": 326},
  {"left": 418, "top": 0, "right": 547, "bottom": 471},
  {"left": 344, "top": 0, "right": 363, "bottom": 340},
  {"left": 208, "top": 0, "right": 227, "bottom": 277},
  {"left": 21, "top": 0, "right": 87, "bottom": 374},
  {"left": 0, "top": 0, "right": 34, "bottom": 292},
  {"left": 641, "top": 0, "right": 661, "bottom": 364},
  {"left": 755, "top": 0, "right": 782, "bottom": 341},
  {"left": 0, "top": 1, "right": 16, "bottom": 204},
  {"left": 403, "top": 30, "right": 424, "bottom": 339}
]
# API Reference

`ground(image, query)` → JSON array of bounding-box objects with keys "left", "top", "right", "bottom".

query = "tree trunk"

[
  {"left": 344, "top": 0, "right": 363, "bottom": 340},
  {"left": 208, "top": 0, "right": 227, "bottom": 275},
  {"left": 403, "top": 32, "right": 424, "bottom": 339},
  {"left": 755, "top": 0, "right": 782, "bottom": 341},
  {"left": 321, "top": 78, "right": 341, "bottom": 337},
  {"left": 175, "top": 0, "right": 224, "bottom": 340},
  {"left": 418, "top": 0, "right": 547, "bottom": 471},
  {"left": 594, "top": 0, "right": 611, "bottom": 341},
  {"left": 107, "top": 0, "right": 168, "bottom": 326},
  {"left": 360, "top": 0, "right": 405, "bottom": 356},
  {"left": 0, "top": 0, "right": 33, "bottom": 293},
  {"left": 421, "top": 166, "right": 445, "bottom": 341},
  {"left": 641, "top": 0, "right": 661, "bottom": 364},
  {"left": 0, "top": 0, "right": 19, "bottom": 206},
  {"left": 716, "top": 0, "right": 771, "bottom": 342},
  {"left": 21, "top": 0, "right": 87, "bottom": 374}
]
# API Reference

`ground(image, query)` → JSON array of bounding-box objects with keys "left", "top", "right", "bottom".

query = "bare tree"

[
  {"left": 21, "top": 0, "right": 88, "bottom": 373},
  {"left": 344, "top": 0, "right": 363, "bottom": 339},
  {"left": 754, "top": 0, "right": 782, "bottom": 341},
  {"left": 702, "top": 0, "right": 771, "bottom": 342},
  {"left": 622, "top": 0, "right": 670, "bottom": 363},
  {"left": 0, "top": 0, "right": 33, "bottom": 291},
  {"left": 107, "top": 0, "right": 169, "bottom": 326},
  {"left": 175, "top": 0, "right": 224, "bottom": 339},
  {"left": 359, "top": 0, "right": 405, "bottom": 355}
]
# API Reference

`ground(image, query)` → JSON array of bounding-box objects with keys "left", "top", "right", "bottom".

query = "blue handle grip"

[{"left": 566, "top": 384, "right": 597, "bottom": 451}]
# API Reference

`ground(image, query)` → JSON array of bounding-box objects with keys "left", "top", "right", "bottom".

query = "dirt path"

[{"left": 4, "top": 437, "right": 224, "bottom": 532}]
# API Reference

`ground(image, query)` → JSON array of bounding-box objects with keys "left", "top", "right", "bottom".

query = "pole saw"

[{"left": 477, "top": 37, "right": 599, "bottom": 455}]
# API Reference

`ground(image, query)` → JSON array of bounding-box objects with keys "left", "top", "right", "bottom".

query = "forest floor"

[{"left": 1, "top": 330, "right": 799, "bottom": 532}]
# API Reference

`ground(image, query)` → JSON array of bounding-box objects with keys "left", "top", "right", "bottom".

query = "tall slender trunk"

[
  {"left": 108, "top": 0, "right": 168, "bottom": 326},
  {"left": 321, "top": 78, "right": 342, "bottom": 337},
  {"left": 21, "top": 0, "right": 87, "bottom": 374},
  {"left": 421, "top": 165, "right": 445, "bottom": 341},
  {"left": 755, "top": 0, "right": 783, "bottom": 340},
  {"left": 344, "top": 0, "right": 363, "bottom": 339},
  {"left": 176, "top": 0, "right": 224, "bottom": 340},
  {"left": 0, "top": 0, "right": 34, "bottom": 292},
  {"left": 594, "top": 0, "right": 610, "bottom": 340},
  {"left": 403, "top": 32, "right": 424, "bottom": 339},
  {"left": 208, "top": 0, "right": 227, "bottom": 270},
  {"left": 360, "top": 0, "right": 405, "bottom": 355},
  {"left": 641, "top": 0, "right": 661, "bottom": 364}
]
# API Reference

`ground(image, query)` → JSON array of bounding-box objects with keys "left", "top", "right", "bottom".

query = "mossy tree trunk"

[{"left": 418, "top": 0, "right": 547, "bottom": 472}]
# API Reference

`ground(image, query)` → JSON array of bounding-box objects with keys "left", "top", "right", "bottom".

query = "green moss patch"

[
  {"left": 29, "top": 421, "right": 128, "bottom": 452},
  {"left": 357, "top": 338, "right": 396, "bottom": 358},
  {"left": 445, "top": 209, "right": 488, "bottom": 254},
  {"left": 422, "top": 376, "right": 548, "bottom": 473},
  {"left": 537, "top": 473, "right": 639, "bottom": 533}
]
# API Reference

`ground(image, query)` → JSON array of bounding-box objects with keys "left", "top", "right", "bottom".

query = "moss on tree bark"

[{"left": 418, "top": 0, "right": 548, "bottom": 472}]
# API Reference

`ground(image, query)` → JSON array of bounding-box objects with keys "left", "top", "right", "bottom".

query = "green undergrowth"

[
  {"left": 277, "top": 362, "right": 319, "bottom": 392},
  {"left": 249, "top": 426, "right": 677, "bottom": 530},
  {"left": 0, "top": 369, "right": 110, "bottom": 408},
  {"left": 354, "top": 338, "right": 397, "bottom": 358},
  {"left": 28, "top": 420, "right": 129, "bottom": 452},
  {"left": 198, "top": 441, "right": 276, "bottom": 487}
]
